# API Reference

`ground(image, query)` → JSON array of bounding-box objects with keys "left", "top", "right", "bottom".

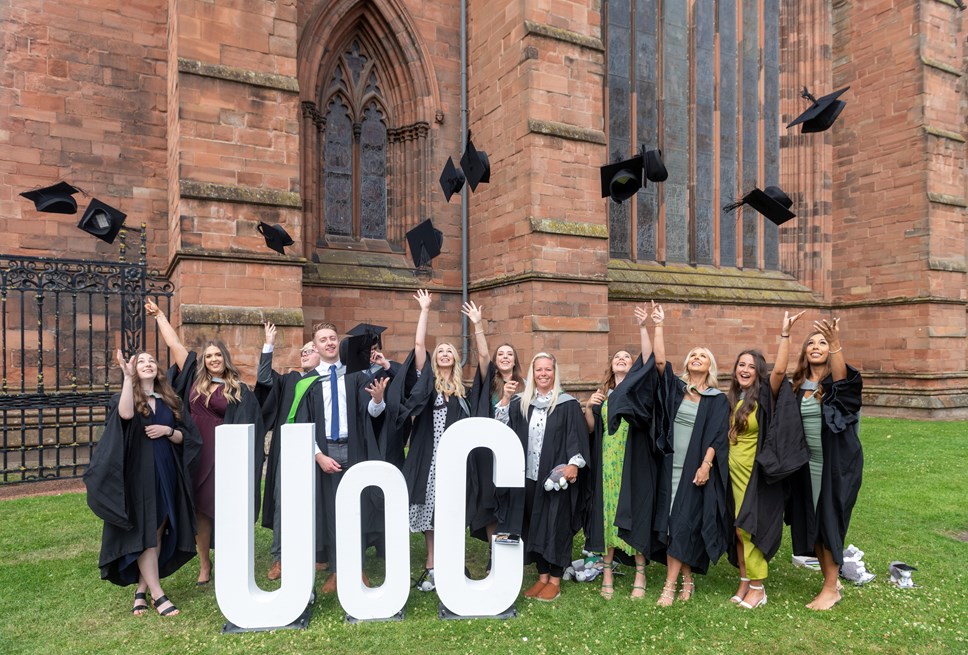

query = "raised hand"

[
  {"left": 461, "top": 301, "right": 483, "bottom": 324},
  {"left": 264, "top": 322, "right": 277, "bottom": 346},
  {"left": 370, "top": 350, "right": 390, "bottom": 370},
  {"left": 501, "top": 380, "right": 519, "bottom": 403},
  {"left": 415, "top": 288, "right": 432, "bottom": 310},
  {"left": 634, "top": 305, "right": 649, "bottom": 326},
  {"left": 588, "top": 390, "right": 607, "bottom": 407},
  {"left": 116, "top": 349, "right": 136, "bottom": 378},
  {"left": 144, "top": 298, "right": 161, "bottom": 318},
  {"left": 782, "top": 310, "right": 806, "bottom": 336},
  {"left": 651, "top": 301, "right": 665, "bottom": 325},
  {"left": 813, "top": 317, "right": 841, "bottom": 343},
  {"left": 365, "top": 376, "right": 390, "bottom": 404}
]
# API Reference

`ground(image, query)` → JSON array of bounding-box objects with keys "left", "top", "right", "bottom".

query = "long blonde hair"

[
  {"left": 679, "top": 346, "right": 719, "bottom": 392},
  {"left": 519, "top": 352, "right": 563, "bottom": 419},
  {"left": 192, "top": 340, "right": 243, "bottom": 406},
  {"left": 431, "top": 342, "right": 466, "bottom": 399}
]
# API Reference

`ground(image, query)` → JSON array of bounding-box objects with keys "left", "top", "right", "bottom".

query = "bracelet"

[
  {"left": 703, "top": 460, "right": 713, "bottom": 468},
  {"left": 780, "top": 334, "right": 790, "bottom": 338},
  {"left": 829, "top": 347, "right": 843, "bottom": 354},
  {"left": 168, "top": 426, "right": 175, "bottom": 438}
]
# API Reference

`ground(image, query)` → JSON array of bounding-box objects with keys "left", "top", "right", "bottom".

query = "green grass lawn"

[{"left": 1, "top": 417, "right": 966, "bottom": 654}]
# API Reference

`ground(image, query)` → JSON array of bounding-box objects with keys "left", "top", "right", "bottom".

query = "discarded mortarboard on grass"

[
  {"left": 600, "top": 146, "right": 667, "bottom": 203},
  {"left": 405, "top": 218, "right": 443, "bottom": 267},
  {"left": 20, "top": 182, "right": 80, "bottom": 214},
  {"left": 723, "top": 185, "right": 797, "bottom": 226},
  {"left": 439, "top": 156, "right": 466, "bottom": 202},
  {"left": 341, "top": 334, "right": 373, "bottom": 375},
  {"left": 840, "top": 544, "right": 875, "bottom": 586},
  {"left": 889, "top": 561, "right": 918, "bottom": 589},
  {"left": 792, "top": 554, "right": 821, "bottom": 570},
  {"left": 258, "top": 222, "right": 294, "bottom": 255},
  {"left": 347, "top": 323, "right": 387, "bottom": 349},
  {"left": 77, "top": 199, "right": 127, "bottom": 244},
  {"left": 787, "top": 86, "right": 850, "bottom": 134},
  {"left": 459, "top": 134, "right": 491, "bottom": 192}
]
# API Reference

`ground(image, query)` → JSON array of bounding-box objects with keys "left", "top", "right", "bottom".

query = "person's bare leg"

[
  {"left": 731, "top": 529, "right": 750, "bottom": 603},
  {"left": 601, "top": 547, "right": 615, "bottom": 599},
  {"left": 657, "top": 555, "right": 682, "bottom": 606},
  {"left": 196, "top": 513, "right": 213, "bottom": 583},
  {"left": 806, "top": 543, "right": 842, "bottom": 610},
  {"left": 630, "top": 552, "right": 647, "bottom": 599},
  {"left": 139, "top": 525, "right": 179, "bottom": 616},
  {"left": 678, "top": 563, "right": 694, "bottom": 601}
]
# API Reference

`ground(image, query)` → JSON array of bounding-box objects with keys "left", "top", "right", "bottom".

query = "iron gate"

[{"left": 0, "top": 228, "right": 173, "bottom": 484}]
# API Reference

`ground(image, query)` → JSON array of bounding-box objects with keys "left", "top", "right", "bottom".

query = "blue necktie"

[{"left": 329, "top": 364, "right": 340, "bottom": 440}]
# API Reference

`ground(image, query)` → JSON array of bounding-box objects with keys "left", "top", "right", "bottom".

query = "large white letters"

[{"left": 214, "top": 422, "right": 316, "bottom": 629}]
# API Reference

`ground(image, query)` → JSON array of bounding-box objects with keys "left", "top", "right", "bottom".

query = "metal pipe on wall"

[{"left": 460, "top": 0, "right": 469, "bottom": 366}]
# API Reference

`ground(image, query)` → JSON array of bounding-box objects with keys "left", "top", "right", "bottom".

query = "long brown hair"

[
  {"left": 192, "top": 340, "right": 243, "bottom": 406},
  {"left": 131, "top": 352, "right": 183, "bottom": 422},
  {"left": 792, "top": 332, "right": 830, "bottom": 405},
  {"left": 490, "top": 342, "right": 525, "bottom": 398},
  {"left": 726, "top": 350, "right": 767, "bottom": 445},
  {"left": 598, "top": 349, "right": 634, "bottom": 395}
]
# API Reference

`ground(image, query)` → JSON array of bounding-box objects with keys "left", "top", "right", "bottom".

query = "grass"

[{"left": 0, "top": 417, "right": 966, "bottom": 655}]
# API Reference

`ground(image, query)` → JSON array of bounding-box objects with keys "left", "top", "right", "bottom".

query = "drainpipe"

[{"left": 460, "top": 0, "right": 469, "bottom": 366}]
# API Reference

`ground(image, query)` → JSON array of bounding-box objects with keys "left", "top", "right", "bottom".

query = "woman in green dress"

[{"left": 584, "top": 303, "right": 661, "bottom": 600}]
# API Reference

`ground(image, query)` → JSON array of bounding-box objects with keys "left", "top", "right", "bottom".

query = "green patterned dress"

[{"left": 601, "top": 399, "right": 635, "bottom": 555}]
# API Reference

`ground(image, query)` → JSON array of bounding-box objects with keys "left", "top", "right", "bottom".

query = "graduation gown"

[
  {"left": 500, "top": 394, "right": 591, "bottom": 569},
  {"left": 465, "top": 361, "right": 502, "bottom": 540},
  {"left": 387, "top": 350, "right": 470, "bottom": 507},
  {"left": 654, "top": 366, "right": 730, "bottom": 574},
  {"left": 84, "top": 395, "right": 202, "bottom": 586},
  {"left": 726, "top": 379, "right": 787, "bottom": 567},
  {"left": 584, "top": 354, "right": 660, "bottom": 557},
  {"left": 167, "top": 351, "right": 266, "bottom": 520},
  {"left": 293, "top": 369, "right": 382, "bottom": 565},
  {"left": 785, "top": 365, "right": 864, "bottom": 566}
]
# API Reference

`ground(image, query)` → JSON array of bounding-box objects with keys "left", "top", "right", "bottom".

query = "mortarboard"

[
  {"left": 258, "top": 222, "right": 294, "bottom": 255},
  {"left": 341, "top": 334, "right": 373, "bottom": 375},
  {"left": 20, "top": 182, "right": 80, "bottom": 214},
  {"left": 77, "top": 199, "right": 127, "bottom": 244},
  {"left": 347, "top": 323, "right": 387, "bottom": 349},
  {"left": 405, "top": 218, "right": 443, "bottom": 267},
  {"left": 439, "top": 156, "right": 466, "bottom": 202},
  {"left": 787, "top": 86, "right": 849, "bottom": 133},
  {"left": 723, "top": 185, "right": 796, "bottom": 226},
  {"left": 460, "top": 135, "right": 491, "bottom": 192}
]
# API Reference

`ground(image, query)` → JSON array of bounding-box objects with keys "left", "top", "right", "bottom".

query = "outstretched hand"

[
  {"left": 501, "top": 380, "right": 519, "bottom": 404},
  {"left": 264, "top": 322, "right": 277, "bottom": 345},
  {"left": 461, "top": 301, "right": 483, "bottom": 324},
  {"left": 116, "top": 349, "right": 136, "bottom": 378},
  {"left": 813, "top": 317, "right": 841, "bottom": 343},
  {"left": 144, "top": 298, "right": 161, "bottom": 318},
  {"left": 588, "top": 390, "right": 606, "bottom": 407},
  {"left": 782, "top": 310, "right": 805, "bottom": 336},
  {"left": 365, "top": 376, "right": 390, "bottom": 404},
  {"left": 651, "top": 301, "right": 664, "bottom": 325},
  {"left": 634, "top": 305, "right": 649, "bottom": 326},
  {"left": 415, "top": 289, "right": 432, "bottom": 310}
]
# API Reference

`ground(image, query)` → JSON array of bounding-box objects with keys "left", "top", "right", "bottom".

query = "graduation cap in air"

[
  {"left": 347, "top": 323, "right": 387, "bottom": 349},
  {"left": 439, "top": 156, "right": 466, "bottom": 203},
  {"left": 459, "top": 134, "right": 491, "bottom": 192},
  {"left": 258, "top": 222, "right": 294, "bottom": 255},
  {"left": 405, "top": 218, "right": 443, "bottom": 267},
  {"left": 77, "top": 199, "right": 127, "bottom": 244},
  {"left": 723, "top": 186, "right": 796, "bottom": 226},
  {"left": 340, "top": 334, "right": 374, "bottom": 375},
  {"left": 600, "top": 146, "right": 667, "bottom": 203},
  {"left": 787, "top": 86, "right": 850, "bottom": 134},
  {"left": 20, "top": 182, "right": 80, "bottom": 214}
]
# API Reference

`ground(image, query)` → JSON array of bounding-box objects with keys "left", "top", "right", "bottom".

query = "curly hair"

[{"left": 192, "top": 341, "right": 243, "bottom": 406}]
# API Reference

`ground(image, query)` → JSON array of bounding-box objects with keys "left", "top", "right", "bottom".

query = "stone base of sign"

[
  {"left": 346, "top": 609, "right": 405, "bottom": 624},
  {"left": 438, "top": 602, "right": 518, "bottom": 620},
  {"left": 221, "top": 593, "right": 315, "bottom": 633}
]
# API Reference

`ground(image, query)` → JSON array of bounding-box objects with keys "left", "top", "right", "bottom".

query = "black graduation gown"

[
  {"left": 500, "top": 394, "right": 591, "bottom": 569},
  {"left": 293, "top": 369, "right": 382, "bottom": 566},
  {"left": 387, "top": 350, "right": 470, "bottom": 508},
  {"left": 654, "top": 366, "right": 730, "bottom": 574},
  {"left": 584, "top": 354, "right": 660, "bottom": 557},
  {"left": 726, "top": 380, "right": 786, "bottom": 566},
  {"left": 167, "top": 351, "right": 266, "bottom": 520},
  {"left": 465, "top": 361, "right": 501, "bottom": 540},
  {"left": 785, "top": 365, "right": 864, "bottom": 566},
  {"left": 84, "top": 395, "right": 202, "bottom": 586},
  {"left": 255, "top": 351, "right": 308, "bottom": 530}
]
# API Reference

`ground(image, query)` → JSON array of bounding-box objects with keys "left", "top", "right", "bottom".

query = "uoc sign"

[{"left": 214, "top": 418, "right": 525, "bottom": 629}]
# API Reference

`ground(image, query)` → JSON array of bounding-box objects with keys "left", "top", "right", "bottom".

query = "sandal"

[
  {"left": 600, "top": 560, "right": 614, "bottom": 600},
  {"left": 630, "top": 563, "right": 647, "bottom": 600},
  {"left": 153, "top": 594, "right": 179, "bottom": 617},
  {"left": 729, "top": 577, "right": 750, "bottom": 604},
  {"left": 414, "top": 568, "right": 436, "bottom": 592},
  {"left": 656, "top": 581, "right": 677, "bottom": 607},
  {"left": 678, "top": 575, "right": 695, "bottom": 601},
  {"left": 131, "top": 591, "right": 149, "bottom": 615},
  {"left": 739, "top": 583, "right": 767, "bottom": 609}
]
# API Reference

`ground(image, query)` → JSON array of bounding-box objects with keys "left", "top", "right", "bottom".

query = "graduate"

[
  {"left": 386, "top": 290, "right": 471, "bottom": 592},
  {"left": 776, "top": 313, "right": 863, "bottom": 610},
  {"left": 84, "top": 350, "right": 202, "bottom": 617},
  {"left": 583, "top": 303, "right": 661, "bottom": 600},
  {"left": 652, "top": 309, "right": 731, "bottom": 606},
  {"left": 146, "top": 298, "right": 265, "bottom": 586},
  {"left": 462, "top": 301, "right": 525, "bottom": 545},
  {"left": 293, "top": 321, "right": 389, "bottom": 593},
  {"left": 256, "top": 322, "right": 322, "bottom": 581},
  {"left": 495, "top": 352, "right": 590, "bottom": 602}
]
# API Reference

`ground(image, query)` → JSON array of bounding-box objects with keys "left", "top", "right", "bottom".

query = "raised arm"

[
  {"left": 145, "top": 298, "right": 189, "bottom": 371},
  {"left": 770, "top": 310, "right": 804, "bottom": 396},
  {"left": 635, "top": 302, "right": 655, "bottom": 359},
  {"left": 815, "top": 317, "right": 846, "bottom": 382},
  {"left": 461, "top": 300, "right": 490, "bottom": 373},
  {"left": 414, "top": 289, "right": 431, "bottom": 371},
  {"left": 116, "top": 349, "right": 136, "bottom": 420},
  {"left": 651, "top": 302, "right": 666, "bottom": 375},
  {"left": 257, "top": 322, "right": 277, "bottom": 386}
]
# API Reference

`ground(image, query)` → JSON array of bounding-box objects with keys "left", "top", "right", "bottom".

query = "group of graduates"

[{"left": 84, "top": 291, "right": 864, "bottom": 617}]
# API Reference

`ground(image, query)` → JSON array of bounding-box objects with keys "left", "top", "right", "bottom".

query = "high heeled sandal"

[
  {"left": 656, "top": 581, "right": 677, "bottom": 607},
  {"left": 630, "top": 563, "right": 647, "bottom": 600},
  {"left": 131, "top": 591, "right": 149, "bottom": 615},
  {"left": 153, "top": 594, "right": 179, "bottom": 617},
  {"left": 600, "top": 561, "right": 614, "bottom": 600},
  {"left": 738, "top": 583, "right": 767, "bottom": 609},
  {"left": 677, "top": 576, "right": 695, "bottom": 601},
  {"left": 729, "top": 577, "right": 750, "bottom": 604}
]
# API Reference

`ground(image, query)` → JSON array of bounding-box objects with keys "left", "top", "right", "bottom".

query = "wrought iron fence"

[{"left": 0, "top": 227, "right": 173, "bottom": 484}]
